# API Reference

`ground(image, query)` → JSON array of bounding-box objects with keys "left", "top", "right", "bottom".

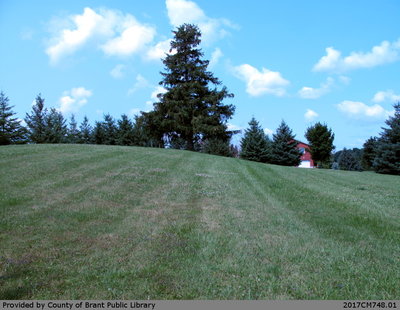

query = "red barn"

[{"left": 296, "top": 141, "right": 315, "bottom": 168}]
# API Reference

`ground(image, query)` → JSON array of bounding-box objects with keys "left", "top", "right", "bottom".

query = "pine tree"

[
  {"left": 44, "top": 108, "right": 67, "bottom": 143},
  {"left": 201, "top": 138, "right": 232, "bottom": 157},
  {"left": 103, "top": 114, "right": 117, "bottom": 145},
  {"left": 93, "top": 114, "right": 117, "bottom": 145},
  {"left": 305, "top": 122, "right": 335, "bottom": 168},
  {"left": 362, "top": 136, "right": 378, "bottom": 170},
  {"left": 79, "top": 116, "right": 93, "bottom": 144},
  {"left": 373, "top": 102, "right": 400, "bottom": 175},
  {"left": 67, "top": 114, "right": 80, "bottom": 144},
  {"left": 93, "top": 121, "right": 106, "bottom": 145},
  {"left": 116, "top": 114, "right": 135, "bottom": 146},
  {"left": 153, "top": 23, "right": 235, "bottom": 150},
  {"left": 0, "top": 91, "right": 27, "bottom": 145},
  {"left": 25, "top": 94, "right": 47, "bottom": 143},
  {"left": 132, "top": 113, "right": 164, "bottom": 147},
  {"left": 271, "top": 120, "right": 301, "bottom": 166},
  {"left": 240, "top": 117, "right": 271, "bottom": 163}
]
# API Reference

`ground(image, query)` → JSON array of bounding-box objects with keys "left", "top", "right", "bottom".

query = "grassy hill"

[{"left": 0, "top": 144, "right": 399, "bottom": 299}]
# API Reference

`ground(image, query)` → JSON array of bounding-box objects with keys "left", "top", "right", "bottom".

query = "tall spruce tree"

[
  {"left": 240, "top": 117, "right": 271, "bottom": 163},
  {"left": 117, "top": 114, "right": 135, "bottom": 146},
  {"left": 373, "top": 102, "right": 400, "bottom": 175},
  {"left": 362, "top": 136, "right": 378, "bottom": 170},
  {"left": 305, "top": 122, "right": 335, "bottom": 168},
  {"left": 0, "top": 91, "right": 27, "bottom": 145},
  {"left": 25, "top": 94, "right": 47, "bottom": 143},
  {"left": 93, "top": 114, "right": 117, "bottom": 145},
  {"left": 271, "top": 120, "right": 301, "bottom": 166},
  {"left": 152, "top": 23, "right": 234, "bottom": 150},
  {"left": 67, "top": 114, "right": 80, "bottom": 143},
  {"left": 93, "top": 121, "right": 106, "bottom": 145},
  {"left": 79, "top": 116, "right": 93, "bottom": 144},
  {"left": 44, "top": 108, "right": 68, "bottom": 143}
]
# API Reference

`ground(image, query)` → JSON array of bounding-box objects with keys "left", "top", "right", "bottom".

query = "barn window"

[{"left": 299, "top": 147, "right": 305, "bottom": 154}]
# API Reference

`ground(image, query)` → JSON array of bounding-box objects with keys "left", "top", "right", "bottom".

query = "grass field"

[{"left": 0, "top": 144, "right": 399, "bottom": 299}]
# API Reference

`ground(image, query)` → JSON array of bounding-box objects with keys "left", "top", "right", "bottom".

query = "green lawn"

[{"left": 0, "top": 144, "right": 399, "bottom": 299}]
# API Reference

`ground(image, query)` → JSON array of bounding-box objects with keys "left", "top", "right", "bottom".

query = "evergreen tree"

[
  {"left": 103, "top": 114, "right": 117, "bottom": 145},
  {"left": 240, "top": 117, "right": 271, "bottom": 163},
  {"left": 79, "top": 116, "right": 93, "bottom": 144},
  {"left": 305, "top": 122, "right": 335, "bottom": 168},
  {"left": 93, "top": 121, "right": 106, "bottom": 145},
  {"left": 201, "top": 138, "right": 232, "bottom": 157},
  {"left": 152, "top": 24, "right": 234, "bottom": 150},
  {"left": 362, "top": 136, "right": 378, "bottom": 170},
  {"left": 0, "top": 91, "right": 27, "bottom": 145},
  {"left": 93, "top": 114, "right": 117, "bottom": 145},
  {"left": 373, "top": 102, "right": 400, "bottom": 174},
  {"left": 271, "top": 120, "right": 301, "bottom": 166},
  {"left": 25, "top": 94, "right": 47, "bottom": 143},
  {"left": 338, "top": 148, "right": 362, "bottom": 171},
  {"left": 116, "top": 114, "right": 135, "bottom": 146},
  {"left": 44, "top": 108, "right": 67, "bottom": 143},
  {"left": 67, "top": 114, "right": 80, "bottom": 143},
  {"left": 132, "top": 113, "right": 164, "bottom": 147}
]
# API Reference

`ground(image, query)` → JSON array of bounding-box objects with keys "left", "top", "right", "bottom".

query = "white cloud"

[
  {"left": 150, "top": 86, "right": 168, "bottom": 101},
  {"left": 337, "top": 100, "right": 392, "bottom": 120},
  {"left": 101, "top": 21, "right": 155, "bottom": 56},
  {"left": 339, "top": 75, "right": 351, "bottom": 85},
  {"left": 128, "top": 74, "right": 151, "bottom": 95},
  {"left": 129, "top": 108, "right": 141, "bottom": 117},
  {"left": 166, "top": 0, "right": 236, "bottom": 44},
  {"left": 264, "top": 128, "right": 273, "bottom": 136},
  {"left": 227, "top": 123, "right": 242, "bottom": 131},
  {"left": 144, "top": 86, "right": 168, "bottom": 110},
  {"left": 233, "top": 64, "right": 289, "bottom": 97},
  {"left": 313, "top": 39, "right": 400, "bottom": 73},
  {"left": 298, "top": 77, "right": 334, "bottom": 99},
  {"left": 209, "top": 47, "right": 223, "bottom": 69},
  {"left": 58, "top": 87, "right": 92, "bottom": 114},
  {"left": 304, "top": 109, "right": 319, "bottom": 122},
  {"left": 372, "top": 90, "right": 400, "bottom": 103},
  {"left": 110, "top": 64, "right": 126, "bottom": 79},
  {"left": 146, "top": 39, "right": 173, "bottom": 61},
  {"left": 46, "top": 7, "right": 156, "bottom": 63}
]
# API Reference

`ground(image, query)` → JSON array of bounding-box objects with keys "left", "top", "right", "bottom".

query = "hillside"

[{"left": 0, "top": 144, "right": 399, "bottom": 299}]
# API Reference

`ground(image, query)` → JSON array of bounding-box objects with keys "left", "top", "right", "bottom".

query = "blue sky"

[{"left": 1, "top": 0, "right": 399, "bottom": 149}]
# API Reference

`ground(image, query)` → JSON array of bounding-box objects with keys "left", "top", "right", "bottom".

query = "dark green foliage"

[
  {"left": 44, "top": 108, "right": 68, "bottom": 143},
  {"left": 93, "top": 121, "right": 106, "bottom": 145},
  {"left": 0, "top": 91, "right": 27, "bottom": 145},
  {"left": 152, "top": 24, "right": 234, "bottom": 150},
  {"left": 201, "top": 138, "right": 232, "bottom": 157},
  {"left": 305, "top": 122, "right": 335, "bottom": 168},
  {"left": 132, "top": 113, "right": 164, "bottom": 147},
  {"left": 67, "top": 114, "right": 80, "bottom": 144},
  {"left": 337, "top": 148, "right": 363, "bottom": 171},
  {"left": 373, "top": 103, "right": 400, "bottom": 175},
  {"left": 116, "top": 114, "right": 135, "bottom": 146},
  {"left": 362, "top": 137, "right": 378, "bottom": 170},
  {"left": 373, "top": 143, "right": 400, "bottom": 175},
  {"left": 25, "top": 94, "right": 47, "bottom": 143},
  {"left": 240, "top": 117, "right": 271, "bottom": 163},
  {"left": 271, "top": 120, "right": 301, "bottom": 166},
  {"left": 79, "top": 116, "right": 93, "bottom": 144},
  {"left": 93, "top": 114, "right": 117, "bottom": 145}
]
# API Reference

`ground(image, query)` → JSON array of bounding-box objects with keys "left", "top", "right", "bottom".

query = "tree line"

[
  {"left": 0, "top": 23, "right": 399, "bottom": 175},
  {"left": 239, "top": 117, "right": 335, "bottom": 167}
]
